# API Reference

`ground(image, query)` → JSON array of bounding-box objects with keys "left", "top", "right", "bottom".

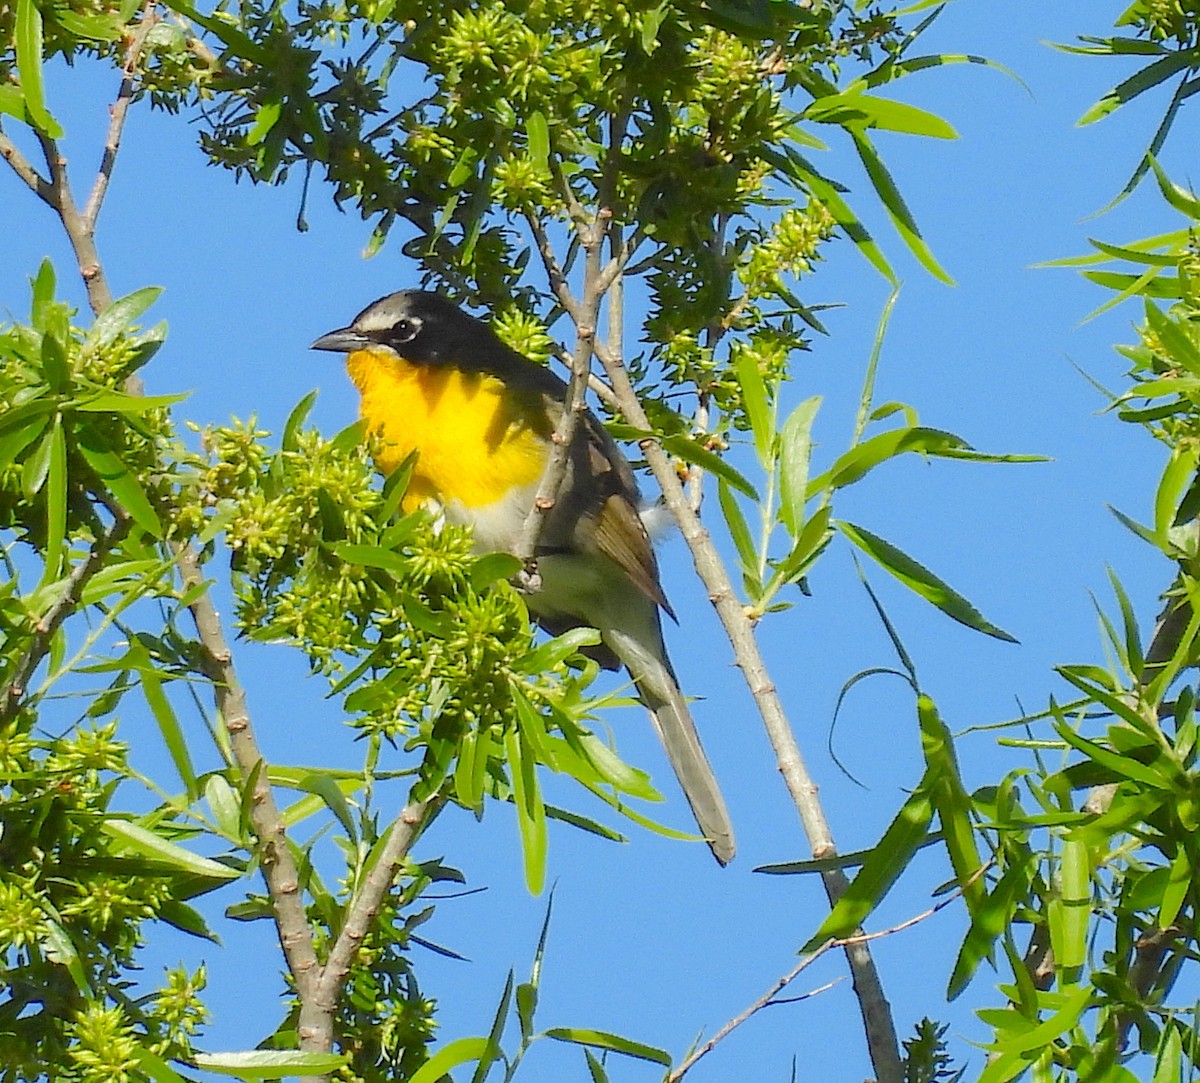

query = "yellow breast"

[{"left": 347, "top": 349, "right": 550, "bottom": 512}]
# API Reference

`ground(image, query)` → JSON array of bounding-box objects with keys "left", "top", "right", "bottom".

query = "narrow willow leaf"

[
  {"left": 918, "top": 695, "right": 985, "bottom": 912},
  {"left": 717, "top": 479, "right": 758, "bottom": 587},
  {"left": 1078, "top": 53, "right": 1191, "bottom": 126},
  {"left": 15, "top": 0, "right": 64, "bottom": 137},
  {"left": 1049, "top": 837, "right": 1090, "bottom": 973},
  {"left": 245, "top": 99, "right": 282, "bottom": 145},
  {"left": 793, "top": 158, "right": 896, "bottom": 281},
  {"left": 471, "top": 972, "right": 513, "bottom": 1083},
  {"left": 733, "top": 347, "right": 772, "bottom": 464},
  {"left": 76, "top": 430, "right": 163, "bottom": 537},
  {"left": 101, "top": 820, "right": 240, "bottom": 880},
  {"left": 1157, "top": 846, "right": 1191, "bottom": 928},
  {"left": 801, "top": 781, "right": 934, "bottom": 951},
  {"left": 44, "top": 422, "right": 66, "bottom": 581},
  {"left": 1152, "top": 1022, "right": 1183, "bottom": 1083},
  {"left": 805, "top": 91, "right": 957, "bottom": 139},
  {"left": 1149, "top": 155, "right": 1200, "bottom": 219},
  {"left": 506, "top": 728, "right": 547, "bottom": 895},
  {"left": 526, "top": 110, "right": 550, "bottom": 167},
  {"left": 661, "top": 433, "right": 758, "bottom": 498},
  {"left": 852, "top": 131, "right": 953, "bottom": 284},
  {"left": 544, "top": 1029, "right": 671, "bottom": 1066},
  {"left": 133, "top": 1047, "right": 192, "bottom": 1083},
  {"left": 87, "top": 286, "right": 164, "bottom": 348},
  {"left": 140, "top": 661, "right": 197, "bottom": 799},
  {"left": 281, "top": 390, "right": 318, "bottom": 451},
  {"left": 838, "top": 522, "right": 1018, "bottom": 642},
  {"left": 40, "top": 918, "right": 92, "bottom": 995},
  {"left": 331, "top": 542, "right": 410, "bottom": 576},
  {"left": 192, "top": 1051, "right": 350, "bottom": 1078},
  {"left": 779, "top": 396, "right": 820, "bottom": 536},
  {"left": 976, "top": 986, "right": 1092, "bottom": 1082}
]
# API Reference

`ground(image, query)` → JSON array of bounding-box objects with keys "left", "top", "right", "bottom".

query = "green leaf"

[
  {"left": 805, "top": 91, "right": 957, "bottom": 139},
  {"left": 44, "top": 421, "right": 66, "bottom": 580},
  {"left": 0, "top": 411, "right": 50, "bottom": 468},
  {"left": 790, "top": 156, "right": 895, "bottom": 281},
  {"left": 1158, "top": 847, "right": 1191, "bottom": 928},
  {"left": 800, "top": 781, "right": 934, "bottom": 951},
  {"left": 204, "top": 774, "right": 243, "bottom": 840},
  {"left": 406, "top": 1037, "right": 491, "bottom": 1083},
  {"left": 717, "top": 479, "right": 759, "bottom": 591},
  {"left": 139, "top": 659, "right": 197, "bottom": 799},
  {"left": 778, "top": 396, "right": 820, "bottom": 536},
  {"left": 0, "top": 84, "right": 29, "bottom": 123},
  {"left": 526, "top": 110, "right": 550, "bottom": 167},
  {"left": 852, "top": 131, "right": 953, "bottom": 285},
  {"left": 518, "top": 627, "right": 603, "bottom": 673},
  {"left": 86, "top": 286, "right": 164, "bottom": 348},
  {"left": 40, "top": 917, "right": 92, "bottom": 995},
  {"left": 76, "top": 428, "right": 163, "bottom": 537},
  {"left": 246, "top": 99, "right": 282, "bottom": 145},
  {"left": 733, "top": 346, "right": 772, "bottom": 464},
  {"left": 281, "top": 390, "right": 318, "bottom": 451},
  {"left": 74, "top": 390, "right": 189, "bottom": 414},
  {"left": 918, "top": 695, "right": 985, "bottom": 912},
  {"left": 133, "top": 1047, "right": 192, "bottom": 1083},
  {"left": 15, "top": 0, "right": 64, "bottom": 137},
  {"left": 1047, "top": 837, "right": 1090, "bottom": 975},
  {"left": 506, "top": 727, "right": 547, "bottom": 894},
  {"left": 470, "top": 551, "right": 523, "bottom": 588},
  {"left": 976, "top": 986, "right": 1092, "bottom": 1083},
  {"left": 1149, "top": 155, "right": 1200, "bottom": 219},
  {"left": 331, "top": 542, "right": 410, "bottom": 576},
  {"left": 471, "top": 972, "right": 512, "bottom": 1083},
  {"left": 544, "top": 1028, "right": 671, "bottom": 1066},
  {"left": 100, "top": 819, "right": 241, "bottom": 880},
  {"left": 660, "top": 433, "right": 757, "bottom": 498},
  {"left": 191, "top": 1051, "right": 350, "bottom": 1078},
  {"left": 1153, "top": 1025, "right": 1184, "bottom": 1083},
  {"left": 1050, "top": 714, "right": 1172, "bottom": 790},
  {"left": 1154, "top": 443, "right": 1199, "bottom": 546},
  {"left": 838, "top": 522, "right": 1018, "bottom": 642},
  {"left": 1078, "top": 53, "right": 1192, "bottom": 125}
]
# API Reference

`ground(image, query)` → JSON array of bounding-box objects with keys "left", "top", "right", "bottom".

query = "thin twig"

[
  {"left": 298, "top": 796, "right": 447, "bottom": 1051},
  {"left": 668, "top": 861, "right": 990, "bottom": 1082},
  {"left": 84, "top": 0, "right": 158, "bottom": 230},
  {"left": 512, "top": 108, "right": 629, "bottom": 566},
  {"left": 0, "top": 126, "right": 53, "bottom": 200},
  {"left": 35, "top": 128, "right": 113, "bottom": 314},
  {"left": 0, "top": 515, "right": 132, "bottom": 724}
]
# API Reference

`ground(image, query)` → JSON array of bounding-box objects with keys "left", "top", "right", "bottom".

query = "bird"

[{"left": 311, "top": 290, "right": 735, "bottom": 864}]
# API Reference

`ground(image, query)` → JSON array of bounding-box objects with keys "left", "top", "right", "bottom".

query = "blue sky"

[{"left": 2, "top": 0, "right": 1195, "bottom": 1079}]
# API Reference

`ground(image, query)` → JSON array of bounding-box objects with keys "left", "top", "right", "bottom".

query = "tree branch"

[
  {"left": 297, "top": 796, "right": 447, "bottom": 1054},
  {"left": 588, "top": 335, "right": 903, "bottom": 1081},
  {"left": 175, "top": 545, "right": 323, "bottom": 1008},
  {"left": 0, "top": 125, "right": 54, "bottom": 202}
]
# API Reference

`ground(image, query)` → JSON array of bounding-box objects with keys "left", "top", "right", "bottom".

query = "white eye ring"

[{"left": 393, "top": 316, "right": 421, "bottom": 343}]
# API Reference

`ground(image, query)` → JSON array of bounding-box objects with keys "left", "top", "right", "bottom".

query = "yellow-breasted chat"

[{"left": 312, "top": 290, "right": 734, "bottom": 864}]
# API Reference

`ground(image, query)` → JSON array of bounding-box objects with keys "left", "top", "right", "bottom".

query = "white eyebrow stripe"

[{"left": 355, "top": 307, "right": 420, "bottom": 334}]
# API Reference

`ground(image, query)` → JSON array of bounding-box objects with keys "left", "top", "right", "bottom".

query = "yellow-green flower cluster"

[
  {"left": 65, "top": 1004, "right": 140, "bottom": 1083},
  {"left": 740, "top": 201, "right": 836, "bottom": 300}
]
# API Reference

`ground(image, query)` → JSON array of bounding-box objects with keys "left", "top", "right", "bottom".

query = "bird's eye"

[{"left": 392, "top": 317, "right": 420, "bottom": 343}]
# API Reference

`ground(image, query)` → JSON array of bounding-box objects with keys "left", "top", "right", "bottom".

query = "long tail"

[{"left": 604, "top": 624, "right": 736, "bottom": 865}]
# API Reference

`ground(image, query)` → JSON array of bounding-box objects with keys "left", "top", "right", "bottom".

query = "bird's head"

[{"left": 311, "top": 290, "right": 486, "bottom": 367}]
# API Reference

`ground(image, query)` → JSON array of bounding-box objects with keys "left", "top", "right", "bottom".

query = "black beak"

[{"left": 310, "top": 327, "right": 371, "bottom": 353}]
